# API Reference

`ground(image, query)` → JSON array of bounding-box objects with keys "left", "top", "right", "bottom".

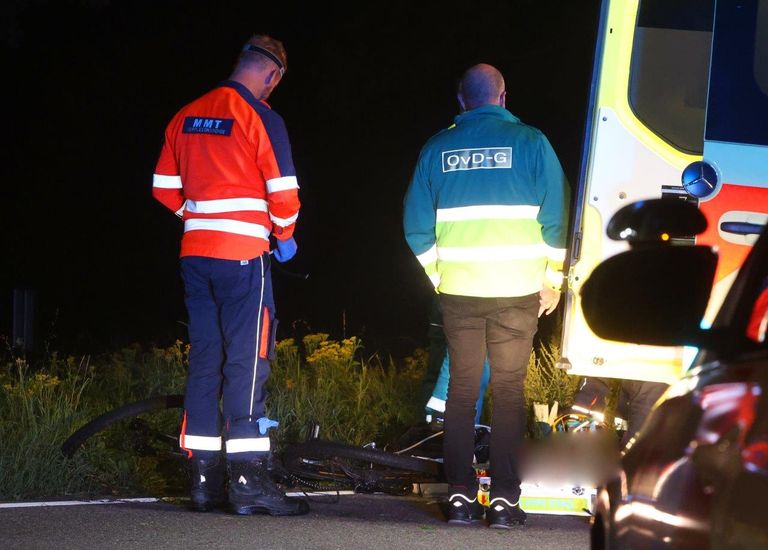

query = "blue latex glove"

[
  {"left": 256, "top": 417, "right": 280, "bottom": 435},
  {"left": 273, "top": 237, "right": 297, "bottom": 262}
]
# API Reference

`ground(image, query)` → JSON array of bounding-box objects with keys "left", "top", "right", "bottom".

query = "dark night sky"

[{"left": 1, "top": 0, "right": 600, "bottom": 355}]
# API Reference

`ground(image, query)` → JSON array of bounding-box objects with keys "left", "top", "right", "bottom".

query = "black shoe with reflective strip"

[
  {"left": 446, "top": 493, "right": 485, "bottom": 524},
  {"left": 486, "top": 496, "right": 527, "bottom": 528},
  {"left": 228, "top": 459, "right": 309, "bottom": 516},
  {"left": 189, "top": 455, "right": 226, "bottom": 512}
]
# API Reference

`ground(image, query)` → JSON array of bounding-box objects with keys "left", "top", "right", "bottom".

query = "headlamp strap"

[{"left": 243, "top": 44, "right": 285, "bottom": 72}]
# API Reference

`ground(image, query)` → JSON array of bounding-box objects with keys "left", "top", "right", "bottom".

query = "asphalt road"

[{"left": 1, "top": 493, "right": 591, "bottom": 549}]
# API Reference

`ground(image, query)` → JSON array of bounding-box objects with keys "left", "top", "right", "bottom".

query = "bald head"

[{"left": 457, "top": 64, "right": 506, "bottom": 111}]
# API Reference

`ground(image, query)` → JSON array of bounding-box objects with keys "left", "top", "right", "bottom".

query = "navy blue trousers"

[{"left": 179, "top": 254, "right": 276, "bottom": 462}]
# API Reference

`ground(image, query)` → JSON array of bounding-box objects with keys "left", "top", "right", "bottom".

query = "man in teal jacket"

[{"left": 403, "top": 64, "right": 569, "bottom": 528}]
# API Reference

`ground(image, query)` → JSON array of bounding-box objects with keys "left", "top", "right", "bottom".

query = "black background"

[{"left": 1, "top": 0, "right": 600, "bottom": 356}]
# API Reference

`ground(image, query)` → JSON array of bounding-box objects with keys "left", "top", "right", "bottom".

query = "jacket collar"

[
  {"left": 454, "top": 104, "right": 519, "bottom": 125},
  {"left": 220, "top": 80, "right": 272, "bottom": 109}
]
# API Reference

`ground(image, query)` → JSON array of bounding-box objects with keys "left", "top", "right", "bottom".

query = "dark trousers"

[
  {"left": 620, "top": 380, "right": 669, "bottom": 445},
  {"left": 440, "top": 292, "right": 539, "bottom": 500},
  {"left": 180, "top": 253, "right": 276, "bottom": 461},
  {"left": 574, "top": 377, "right": 669, "bottom": 444}
]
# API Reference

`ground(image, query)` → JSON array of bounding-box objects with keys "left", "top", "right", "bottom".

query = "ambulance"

[{"left": 560, "top": 0, "right": 768, "bottom": 383}]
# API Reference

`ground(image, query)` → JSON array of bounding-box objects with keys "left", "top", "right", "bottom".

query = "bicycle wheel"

[
  {"left": 61, "top": 394, "right": 184, "bottom": 458},
  {"left": 281, "top": 439, "right": 442, "bottom": 495}
]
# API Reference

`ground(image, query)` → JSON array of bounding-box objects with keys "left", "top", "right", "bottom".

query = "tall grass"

[
  {"left": 0, "top": 356, "right": 95, "bottom": 499},
  {"left": 524, "top": 343, "right": 580, "bottom": 415},
  {"left": 1, "top": 334, "right": 574, "bottom": 500},
  {"left": 267, "top": 335, "right": 424, "bottom": 448},
  {"left": 0, "top": 345, "right": 188, "bottom": 500}
]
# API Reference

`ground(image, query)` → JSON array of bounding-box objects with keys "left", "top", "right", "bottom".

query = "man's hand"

[
  {"left": 273, "top": 237, "right": 297, "bottom": 262},
  {"left": 538, "top": 286, "right": 561, "bottom": 317}
]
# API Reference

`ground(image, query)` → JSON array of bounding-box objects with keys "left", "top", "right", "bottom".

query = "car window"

[
  {"left": 747, "top": 277, "right": 768, "bottom": 343},
  {"left": 706, "top": 224, "right": 768, "bottom": 356}
]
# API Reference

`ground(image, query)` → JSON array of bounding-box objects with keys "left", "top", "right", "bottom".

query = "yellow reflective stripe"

[
  {"left": 416, "top": 245, "right": 438, "bottom": 266},
  {"left": 436, "top": 205, "right": 539, "bottom": 222},
  {"left": 545, "top": 268, "right": 564, "bottom": 289},
  {"left": 269, "top": 212, "right": 299, "bottom": 227},
  {"left": 184, "top": 219, "right": 271, "bottom": 239},
  {"left": 545, "top": 246, "right": 567, "bottom": 262},
  {"left": 181, "top": 435, "right": 222, "bottom": 451},
  {"left": 186, "top": 198, "right": 268, "bottom": 214},
  {"left": 266, "top": 176, "right": 299, "bottom": 193},
  {"left": 226, "top": 437, "right": 271, "bottom": 453},
  {"left": 153, "top": 174, "right": 182, "bottom": 189},
  {"left": 438, "top": 244, "right": 548, "bottom": 262}
]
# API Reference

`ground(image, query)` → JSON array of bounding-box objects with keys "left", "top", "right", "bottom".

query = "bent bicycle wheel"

[
  {"left": 281, "top": 439, "right": 442, "bottom": 495},
  {"left": 61, "top": 394, "right": 184, "bottom": 458}
]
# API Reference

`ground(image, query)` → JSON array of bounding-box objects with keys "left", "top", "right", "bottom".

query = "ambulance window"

[
  {"left": 706, "top": 0, "right": 768, "bottom": 147},
  {"left": 629, "top": 0, "right": 714, "bottom": 154}
]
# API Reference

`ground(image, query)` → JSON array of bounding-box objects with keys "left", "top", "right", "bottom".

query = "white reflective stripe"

[
  {"left": 266, "top": 176, "right": 299, "bottom": 193},
  {"left": 416, "top": 245, "right": 438, "bottom": 266},
  {"left": 226, "top": 437, "right": 271, "bottom": 453},
  {"left": 426, "top": 396, "right": 446, "bottom": 413},
  {"left": 428, "top": 273, "right": 441, "bottom": 288},
  {"left": 184, "top": 218, "right": 271, "bottom": 239},
  {"left": 249, "top": 257, "right": 265, "bottom": 417},
  {"left": 545, "top": 269, "right": 564, "bottom": 285},
  {"left": 186, "top": 198, "right": 267, "bottom": 214},
  {"left": 436, "top": 205, "right": 539, "bottom": 222},
  {"left": 153, "top": 174, "right": 182, "bottom": 189},
  {"left": 438, "top": 244, "right": 548, "bottom": 262},
  {"left": 449, "top": 494, "right": 477, "bottom": 504},
  {"left": 175, "top": 200, "right": 186, "bottom": 218},
  {"left": 545, "top": 246, "right": 567, "bottom": 262},
  {"left": 489, "top": 496, "right": 520, "bottom": 507},
  {"left": 269, "top": 212, "right": 299, "bottom": 227},
  {"left": 181, "top": 435, "right": 222, "bottom": 451}
]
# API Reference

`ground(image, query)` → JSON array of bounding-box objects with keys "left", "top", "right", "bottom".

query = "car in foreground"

[{"left": 581, "top": 199, "right": 768, "bottom": 549}]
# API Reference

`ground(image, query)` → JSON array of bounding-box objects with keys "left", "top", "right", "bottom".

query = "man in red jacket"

[{"left": 153, "top": 34, "right": 307, "bottom": 516}]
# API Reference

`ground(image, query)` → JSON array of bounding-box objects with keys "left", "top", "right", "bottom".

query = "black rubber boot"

[
  {"left": 445, "top": 490, "right": 485, "bottom": 524},
  {"left": 228, "top": 458, "right": 309, "bottom": 516},
  {"left": 486, "top": 496, "right": 527, "bottom": 528},
  {"left": 189, "top": 455, "right": 226, "bottom": 512}
]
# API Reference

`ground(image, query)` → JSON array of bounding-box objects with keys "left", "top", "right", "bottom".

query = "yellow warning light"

[{"left": 661, "top": 233, "right": 670, "bottom": 242}]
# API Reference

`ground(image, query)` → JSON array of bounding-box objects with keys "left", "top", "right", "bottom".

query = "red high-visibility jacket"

[{"left": 153, "top": 80, "right": 300, "bottom": 260}]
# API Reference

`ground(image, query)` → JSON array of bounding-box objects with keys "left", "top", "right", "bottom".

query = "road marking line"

[
  {"left": 0, "top": 498, "right": 159, "bottom": 509},
  {"left": 285, "top": 491, "right": 357, "bottom": 497},
  {"left": 1, "top": 492, "right": 355, "bottom": 509}
]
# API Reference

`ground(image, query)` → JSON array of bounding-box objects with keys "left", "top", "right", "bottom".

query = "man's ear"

[
  {"left": 499, "top": 90, "right": 506, "bottom": 108},
  {"left": 265, "top": 68, "right": 280, "bottom": 86}
]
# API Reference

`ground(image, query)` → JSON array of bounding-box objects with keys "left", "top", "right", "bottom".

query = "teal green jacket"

[{"left": 403, "top": 105, "right": 570, "bottom": 297}]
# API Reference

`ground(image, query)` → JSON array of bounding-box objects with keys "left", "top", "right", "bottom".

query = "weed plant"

[
  {"left": 523, "top": 343, "right": 580, "bottom": 417},
  {"left": 0, "top": 344, "right": 188, "bottom": 500},
  {"left": 267, "top": 335, "right": 425, "bottom": 448}
]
